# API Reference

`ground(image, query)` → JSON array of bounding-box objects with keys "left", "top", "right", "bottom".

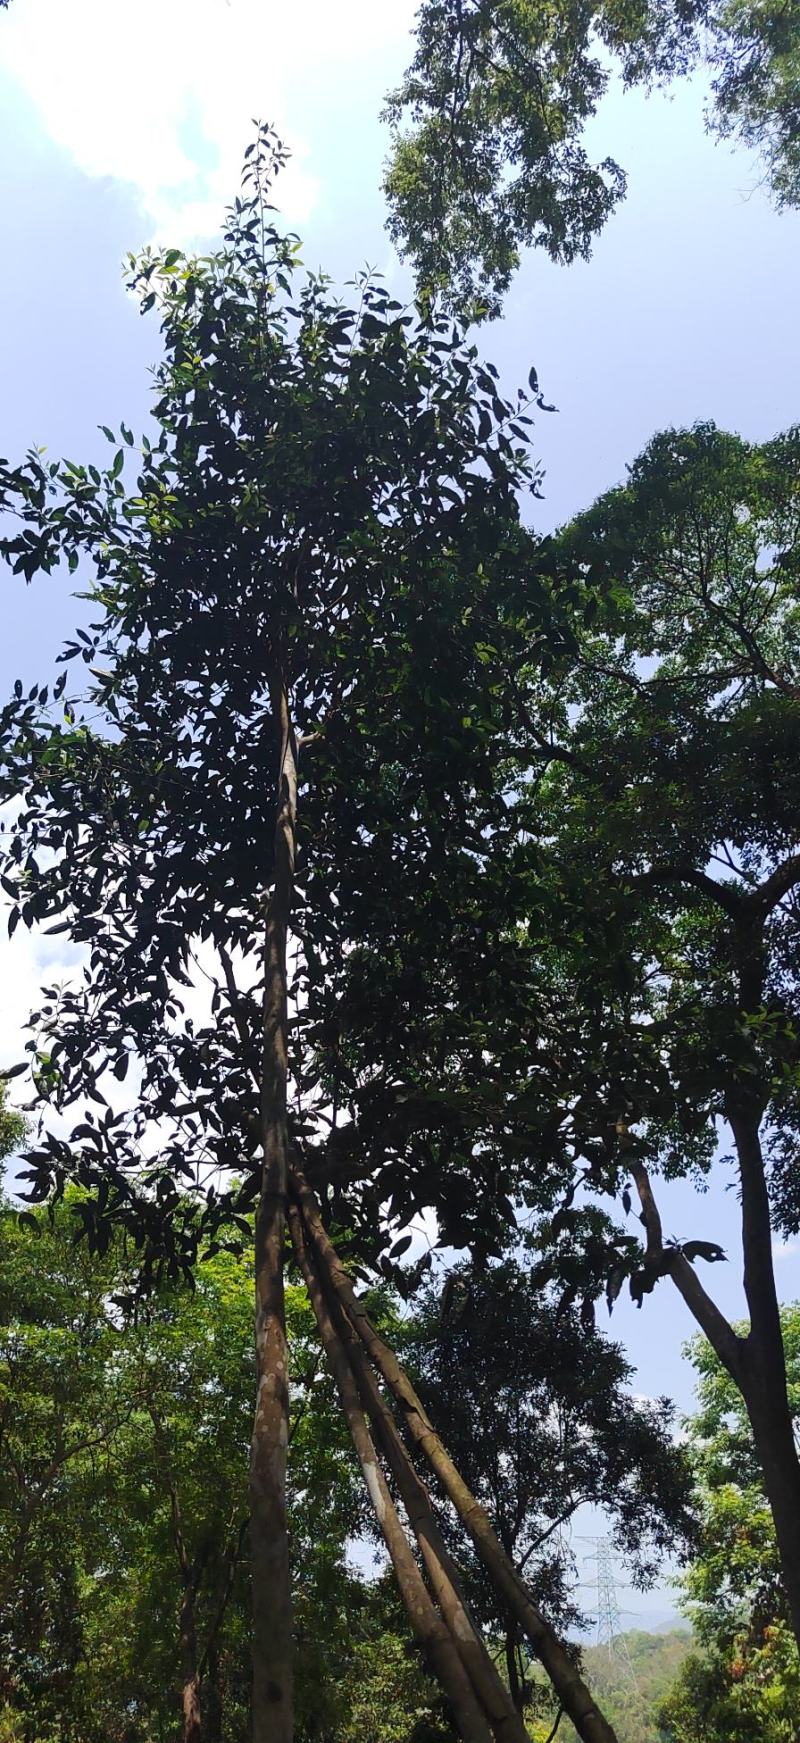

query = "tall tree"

[
  {"left": 0, "top": 131, "right": 615, "bottom": 1743},
  {"left": 384, "top": 0, "right": 800, "bottom": 315},
  {"left": 500, "top": 422, "right": 800, "bottom": 1644}
]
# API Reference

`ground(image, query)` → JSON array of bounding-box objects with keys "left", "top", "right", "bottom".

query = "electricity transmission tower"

[{"left": 584, "top": 1536, "right": 641, "bottom": 1693}]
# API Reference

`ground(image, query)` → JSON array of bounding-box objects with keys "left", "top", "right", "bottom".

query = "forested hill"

[{"left": 545, "top": 1629, "right": 692, "bottom": 1743}]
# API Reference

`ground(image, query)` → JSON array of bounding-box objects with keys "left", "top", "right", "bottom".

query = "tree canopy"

[
  {"left": 0, "top": 131, "right": 616, "bottom": 1743},
  {"left": 0, "top": 125, "right": 555, "bottom": 1273},
  {"left": 497, "top": 419, "right": 800, "bottom": 1645},
  {"left": 384, "top": 0, "right": 800, "bottom": 314}
]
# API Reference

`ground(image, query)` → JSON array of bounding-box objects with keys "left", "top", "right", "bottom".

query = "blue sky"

[{"left": 2, "top": 0, "right": 799, "bottom": 1626}]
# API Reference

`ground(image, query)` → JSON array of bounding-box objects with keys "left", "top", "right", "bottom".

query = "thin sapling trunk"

[{"left": 251, "top": 675, "right": 297, "bottom": 1743}]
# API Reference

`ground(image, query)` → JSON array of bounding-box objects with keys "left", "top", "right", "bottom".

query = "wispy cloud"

[{"left": 1, "top": 0, "right": 414, "bottom": 245}]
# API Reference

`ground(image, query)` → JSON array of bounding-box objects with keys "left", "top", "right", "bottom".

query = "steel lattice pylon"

[{"left": 583, "top": 1535, "right": 641, "bottom": 1692}]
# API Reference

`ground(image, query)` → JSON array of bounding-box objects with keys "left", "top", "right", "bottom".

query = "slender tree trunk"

[
  {"left": 251, "top": 675, "right": 297, "bottom": 1743},
  {"left": 180, "top": 1587, "right": 203, "bottom": 1743},
  {"left": 204, "top": 1643, "right": 223, "bottom": 1743},
  {"left": 505, "top": 1631, "right": 522, "bottom": 1715},
  {"left": 728, "top": 1104, "right": 800, "bottom": 1649},
  {"left": 291, "top": 1164, "right": 619, "bottom": 1743},
  {"left": 323, "top": 1231, "right": 530, "bottom": 1743},
  {"left": 151, "top": 1416, "right": 208, "bottom": 1743},
  {"left": 288, "top": 1201, "right": 495, "bottom": 1743}
]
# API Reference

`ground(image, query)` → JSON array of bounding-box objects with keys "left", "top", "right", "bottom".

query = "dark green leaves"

[
  {"left": 0, "top": 133, "right": 554, "bottom": 1280},
  {"left": 384, "top": 0, "right": 800, "bottom": 317}
]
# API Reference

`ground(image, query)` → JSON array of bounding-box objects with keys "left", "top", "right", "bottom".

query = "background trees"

[
  {"left": 385, "top": 0, "right": 800, "bottom": 314},
  {"left": 491, "top": 420, "right": 800, "bottom": 1643},
  {"left": 0, "top": 1194, "right": 376, "bottom": 1743},
  {"left": 657, "top": 1307, "right": 800, "bottom": 1741},
  {"left": 0, "top": 1194, "right": 692, "bottom": 1742},
  {"left": 408, "top": 1260, "right": 694, "bottom": 1712}
]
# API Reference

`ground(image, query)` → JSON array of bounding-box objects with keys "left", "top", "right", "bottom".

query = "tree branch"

[
  {"left": 751, "top": 852, "right": 800, "bottom": 919},
  {"left": 199, "top": 1516, "right": 248, "bottom": 1680},
  {"left": 630, "top": 863, "right": 744, "bottom": 919},
  {"left": 629, "top": 1160, "right": 746, "bottom": 1383}
]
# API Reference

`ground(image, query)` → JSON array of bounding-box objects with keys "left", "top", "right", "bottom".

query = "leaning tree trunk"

[
  {"left": 288, "top": 1202, "right": 495, "bottom": 1743},
  {"left": 250, "top": 675, "right": 298, "bottom": 1743},
  {"left": 632, "top": 1099, "right": 800, "bottom": 1658},
  {"left": 291, "top": 1164, "right": 619, "bottom": 1743},
  {"left": 321, "top": 1224, "right": 531, "bottom": 1743},
  {"left": 729, "top": 1103, "right": 800, "bottom": 1650}
]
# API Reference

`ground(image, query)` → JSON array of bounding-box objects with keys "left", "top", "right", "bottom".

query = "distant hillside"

[{"left": 530, "top": 1627, "right": 692, "bottom": 1743}]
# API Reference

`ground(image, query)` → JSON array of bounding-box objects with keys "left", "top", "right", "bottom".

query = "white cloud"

[
  {"left": 1, "top": 0, "right": 415, "bottom": 245},
  {"left": 773, "top": 1238, "right": 800, "bottom": 1261},
  {"left": 0, "top": 917, "right": 82, "bottom": 1196}
]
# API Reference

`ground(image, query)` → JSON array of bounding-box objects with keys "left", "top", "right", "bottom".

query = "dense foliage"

[
  {"left": 0, "top": 1195, "right": 693, "bottom": 1741},
  {"left": 385, "top": 0, "right": 800, "bottom": 314},
  {"left": 0, "top": 1193, "right": 375, "bottom": 1741},
  {"left": 657, "top": 1308, "right": 800, "bottom": 1742},
  {"left": 0, "top": 129, "right": 559, "bottom": 1277},
  {"left": 484, "top": 421, "right": 800, "bottom": 1644},
  {"left": 549, "top": 1629, "right": 693, "bottom": 1743},
  {"left": 408, "top": 1260, "right": 694, "bottom": 1709}
]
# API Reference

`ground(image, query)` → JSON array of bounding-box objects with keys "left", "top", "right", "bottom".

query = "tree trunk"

[
  {"left": 251, "top": 676, "right": 297, "bottom": 1743},
  {"left": 288, "top": 1201, "right": 495, "bottom": 1743},
  {"left": 505, "top": 1630, "right": 523, "bottom": 1714},
  {"left": 633, "top": 1121, "right": 800, "bottom": 1654},
  {"left": 729, "top": 1104, "right": 800, "bottom": 1650},
  {"left": 291, "top": 1164, "right": 619, "bottom": 1743},
  {"left": 325, "top": 1235, "right": 530, "bottom": 1743},
  {"left": 180, "top": 1588, "right": 203, "bottom": 1743},
  {"left": 204, "top": 1643, "right": 223, "bottom": 1743}
]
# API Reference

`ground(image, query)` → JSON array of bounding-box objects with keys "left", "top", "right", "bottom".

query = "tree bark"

[
  {"left": 149, "top": 1409, "right": 208, "bottom": 1743},
  {"left": 505, "top": 1630, "right": 523, "bottom": 1714},
  {"left": 288, "top": 1201, "right": 495, "bottom": 1743},
  {"left": 321, "top": 1234, "right": 531, "bottom": 1743},
  {"left": 728, "top": 1105, "right": 800, "bottom": 1650},
  {"left": 251, "top": 675, "right": 297, "bottom": 1743},
  {"left": 632, "top": 1126, "right": 800, "bottom": 1654},
  {"left": 204, "top": 1643, "right": 223, "bottom": 1743},
  {"left": 291, "top": 1164, "right": 619, "bottom": 1743},
  {"left": 180, "top": 1586, "right": 203, "bottom": 1743}
]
